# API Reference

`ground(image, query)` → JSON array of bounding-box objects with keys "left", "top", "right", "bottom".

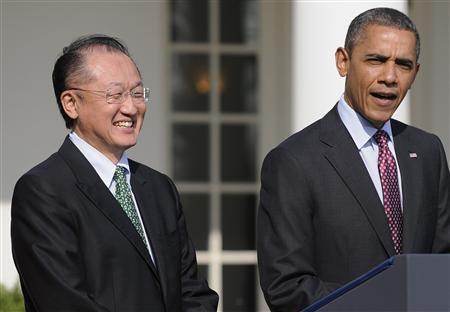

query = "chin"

[
  {"left": 369, "top": 111, "right": 394, "bottom": 124},
  {"left": 115, "top": 140, "right": 137, "bottom": 150}
]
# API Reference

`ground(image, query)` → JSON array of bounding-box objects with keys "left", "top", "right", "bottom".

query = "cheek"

[
  {"left": 139, "top": 107, "right": 146, "bottom": 119},
  {"left": 395, "top": 82, "right": 412, "bottom": 100},
  {"left": 403, "top": 76, "right": 416, "bottom": 90}
]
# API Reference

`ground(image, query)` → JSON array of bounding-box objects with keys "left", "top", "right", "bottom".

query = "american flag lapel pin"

[{"left": 409, "top": 152, "right": 418, "bottom": 159}]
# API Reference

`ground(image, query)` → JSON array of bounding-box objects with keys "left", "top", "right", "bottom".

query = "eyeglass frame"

[{"left": 68, "top": 86, "right": 150, "bottom": 105}]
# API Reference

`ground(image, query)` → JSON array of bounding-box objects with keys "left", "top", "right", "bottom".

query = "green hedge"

[{"left": 0, "top": 283, "right": 24, "bottom": 312}]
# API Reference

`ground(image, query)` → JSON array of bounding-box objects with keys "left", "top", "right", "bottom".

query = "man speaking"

[{"left": 257, "top": 7, "right": 450, "bottom": 311}]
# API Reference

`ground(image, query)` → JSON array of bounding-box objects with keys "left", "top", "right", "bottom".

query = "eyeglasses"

[{"left": 69, "top": 87, "right": 149, "bottom": 105}]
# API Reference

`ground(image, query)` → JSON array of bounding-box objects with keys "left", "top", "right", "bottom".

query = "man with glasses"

[{"left": 11, "top": 34, "right": 218, "bottom": 312}]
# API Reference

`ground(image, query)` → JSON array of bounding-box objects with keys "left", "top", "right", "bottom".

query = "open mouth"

[
  {"left": 113, "top": 121, "right": 134, "bottom": 128},
  {"left": 370, "top": 92, "right": 398, "bottom": 101}
]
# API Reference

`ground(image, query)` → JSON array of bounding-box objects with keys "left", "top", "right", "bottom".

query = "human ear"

[
  {"left": 335, "top": 47, "right": 350, "bottom": 77},
  {"left": 412, "top": 63, "right": 420, "bottom": 84},
  {"left": 60, "top": 90, "right": 79, "bottom": 120}
]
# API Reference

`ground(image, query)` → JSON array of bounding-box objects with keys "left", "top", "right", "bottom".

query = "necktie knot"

[
  {"left": 374, "top": 129, "right": 389, "bottom": 147},
  {"left": 114, "top": 166, "right": 127, "bottom": 183}
]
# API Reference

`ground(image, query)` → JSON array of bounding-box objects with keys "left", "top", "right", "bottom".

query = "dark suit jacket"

[
  {"left": 11, "top": 137, "right": 218, "bottom": 312},
  {"left": 257, "top": 106, "right": 450, "bottom": 311}
]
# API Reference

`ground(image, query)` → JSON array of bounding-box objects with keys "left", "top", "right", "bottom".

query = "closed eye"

[
  {"left": 366, "top": 54, "right": 388, "bottom": 65},
  {"left": 367, "top": 58, "right": 384, "bottom": 65},
  {"left": 109, "top": 92, "right": 123, "bottom": 100},
  {"left": 132, "top": 91, "right": 144, "bottom": 98},
  {"left": 131, "top": 87, "right": 144, "bottom": 98},
  {"left": 396, "top": 60, "right": 414, "bottom": 70}
]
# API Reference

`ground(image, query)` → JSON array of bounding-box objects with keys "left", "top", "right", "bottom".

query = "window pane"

[
  {"left": 222, "top": 194, "right": 256, "bottom": 250},
  {"left": 172, "top": 54, "right": 210, "bottom": 112},
  {"left": 171, "top": 0, "right": 209, "bottom": 42},
  {"left": 220, "top": 55, "right": 257, "bottom": 113},
  {"left": 223, "top": 265, "right": 256, "bottom": 311},
  {"left": 181, "top": 193, "right": 209, "bottom": 250},
  {"left": 220, "top": 0, "right": 257, "bottom": 44},
  {"left": 173, "top": 124, "right": 210, "bottom": 181},
  {"left": 221, "top": 124, "right": 257, "bottom": 182}
]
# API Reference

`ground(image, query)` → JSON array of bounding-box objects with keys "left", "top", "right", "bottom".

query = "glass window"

[
  {"left": 220, "top": 0, "right": 257, "bottom": 44},
  {"left": 221, "top": 124, "right": 257, "bottom": 182},
  {"left": 220, "top": 55, "right": 257, "bottom": 113},
  {"left": 181, "top": 193, "right": 210, "bottom": 250},
  {"left": 169, "top": 1, "right": 264, "bottom": 309},
  {"left": 222, "top": 194, "right": 256, "bottom": 250},
  {"left": 171, "top": 0, "right": 209, "bottom": 42},
  {"left": 172, "top": 54, "right": 210, "bottom": 112},
  {"left": 223, "top": 265, "right": 256, "bottom": 311},
  {"left": 173, "top": 124, "right": 210, "bottom": 181}
]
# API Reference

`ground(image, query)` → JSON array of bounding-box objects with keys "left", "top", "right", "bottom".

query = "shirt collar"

[
  {"left": 337, "top": 95, "right": 394, "bottom": 150},
  {"left": 69, "top": 132, "right": 130, "bottom": 187}
]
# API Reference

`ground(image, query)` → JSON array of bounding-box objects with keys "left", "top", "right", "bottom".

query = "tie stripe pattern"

[
  {"left": 113, "top": 166, "right": 147, "bottom": 246},
  {"left": 374, "top": 130, "right": 403, "bottom": 254}
]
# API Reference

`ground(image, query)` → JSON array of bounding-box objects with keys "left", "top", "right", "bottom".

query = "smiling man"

[
  {"left": 257, "top": 8, "right": 450, "bottom": 311},
  {"left": 11, "top": 35, "right": 218, "bottom": 312}
]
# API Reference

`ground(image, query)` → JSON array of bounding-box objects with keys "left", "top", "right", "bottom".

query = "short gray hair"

[{"left": 344, "top": 7, "right": 420, "bottom": 61}]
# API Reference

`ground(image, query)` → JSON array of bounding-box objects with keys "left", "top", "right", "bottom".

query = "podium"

[{"left": 305, "top": 254, "right": 450, "bottom": 311}]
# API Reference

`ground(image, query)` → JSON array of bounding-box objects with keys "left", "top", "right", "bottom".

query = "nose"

[
  {"left": 120, "top": 91, "right": 138, "bottom": 115},
  {"left": 379, "top": 62, "right": 398, "bottom": 87}
]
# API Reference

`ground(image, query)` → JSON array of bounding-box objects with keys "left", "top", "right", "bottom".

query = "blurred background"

[{"left": 1, "top": 1, "right": 449, "bottom": 311}]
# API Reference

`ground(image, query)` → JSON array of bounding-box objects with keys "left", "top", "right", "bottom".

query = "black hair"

[{"left": 52, "top": 34, "right": 134, "bottom": 129}]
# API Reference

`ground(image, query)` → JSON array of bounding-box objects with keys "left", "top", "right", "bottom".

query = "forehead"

[
  {"left": 83, "top": 49, "right": 141, "bottom": 85},
  {"left": 356, "top": 24, "right": 417, "bottom": 58}
]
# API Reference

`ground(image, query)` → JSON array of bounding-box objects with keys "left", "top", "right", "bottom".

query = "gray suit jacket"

[
  {"left": 11, "top": 137, "right": 218, "bottom": 311},
  {"left": 257, "top": 106, "right": 450, "bottom": 311}
]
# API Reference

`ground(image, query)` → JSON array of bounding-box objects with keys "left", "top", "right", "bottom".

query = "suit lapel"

[
  {"left": 129, "top": 162, "right": 171, "bottom": 304},
  {"left": 129, "top": 165, "right": 165, "bottom": 274},
  {"left": 391, "top": 121, "right": 423, "bottom": 252},
  {"left": 319, "top": 107, "right": 396, "bottom": 256},
  {"left": 57, "top": 137, "right": 159, "bottom": 279}
]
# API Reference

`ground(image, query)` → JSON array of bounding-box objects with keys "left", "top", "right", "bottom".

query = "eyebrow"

[
  {"left": 366, "top": 54, "right": 414, "bottom": 68},
  {"left": 366, "top": 54, "right": 389, "bottom": 62},
  {"left": 107, "top": 81, "right": 143, "bottom": 89},
  {"left": 395, "top": 58, "right": 414, "bottom": 68}
]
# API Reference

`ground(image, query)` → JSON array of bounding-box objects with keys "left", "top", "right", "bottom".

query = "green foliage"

[{"left": 0, "top": 283, "right": 24, "bottom": 312}]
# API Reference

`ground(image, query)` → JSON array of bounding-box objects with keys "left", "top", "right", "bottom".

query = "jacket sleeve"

[
  {"left": 167, "top": 178, "right": 219, "bottom": 311},
  {"left": 257, "top": 147, "right": 340, "bottom": 311},
  {"left": 11, "top": 173, "right": 109, "bottom": 312}
]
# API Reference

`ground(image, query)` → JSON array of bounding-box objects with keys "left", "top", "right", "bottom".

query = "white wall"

[
  {"left": 1, "top": 1, "right": 167, "bottom": 288},
  {"left": 291, "top": 1, "right": 408, "bottom": 133}
]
